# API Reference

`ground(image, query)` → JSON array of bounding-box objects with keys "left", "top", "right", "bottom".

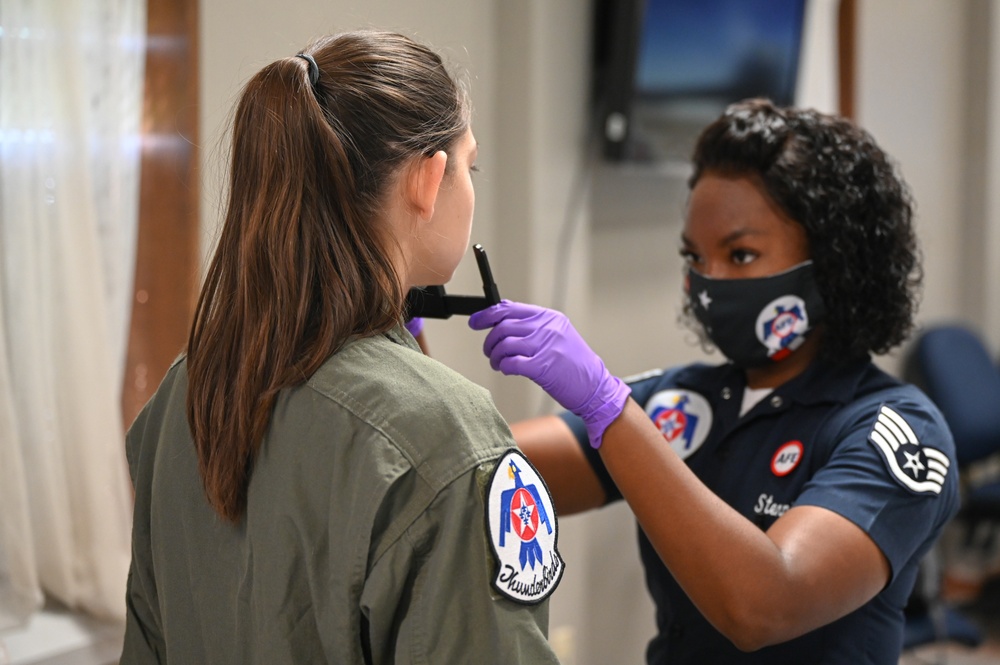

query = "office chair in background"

[{"left": 901, "top": 324, "right": 1000, "bottom": 649}]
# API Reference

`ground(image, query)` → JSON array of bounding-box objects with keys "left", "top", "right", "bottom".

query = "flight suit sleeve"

[
  {"left": 120, "top": 410, "right": 166, "bottom": 664},
  {"left": 121, "top": 564, "right": 165, "bottom": 664},
  {"left": 359, "top": 461, "right": 561, "bottom": 665}
]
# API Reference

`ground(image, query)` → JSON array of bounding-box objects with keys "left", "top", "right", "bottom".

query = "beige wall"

[
  {"left": 201, "top": 1, "right": 1000, "bottom": 663},
  {"left": 855, "top": 0, "right": 967, "bottom": 367}
]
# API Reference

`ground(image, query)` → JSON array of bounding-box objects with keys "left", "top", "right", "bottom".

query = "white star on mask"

[{"left": 699, "top": 290, "right": 712, "bottom": 310}]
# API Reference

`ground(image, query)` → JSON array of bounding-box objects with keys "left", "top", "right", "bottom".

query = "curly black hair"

[{"left": 688, "top": 98, "right": 922, "bottom": 361}]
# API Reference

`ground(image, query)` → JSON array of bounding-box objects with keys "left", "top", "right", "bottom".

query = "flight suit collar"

[{"left": 385, "top": 323, "right": 422, "bottom": 353}]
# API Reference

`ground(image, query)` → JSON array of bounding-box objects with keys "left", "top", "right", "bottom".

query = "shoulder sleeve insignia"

[
  {"left": 486, "top": 450, "right": 564, "bottom": 604},
  {"left": 644, "top": 389, "right": 713, "bottom": 460},
  {"left": 868, "top": 404, "right": 951, "bottom": 495}
]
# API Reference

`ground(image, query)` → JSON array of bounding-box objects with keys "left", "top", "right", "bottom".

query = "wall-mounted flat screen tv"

[{"left": 594, "top": 0, "right": 808, "bottom": 163}]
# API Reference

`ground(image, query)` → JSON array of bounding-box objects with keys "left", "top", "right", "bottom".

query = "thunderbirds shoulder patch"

[
  {"left": 644, "top": 389, "right": 712, "bottom": 460},
  {"left": 486, "top": 450, "right": 563, "bottom": 604},
  {"left": 868, "top": 405, "right": 950, "bottom": 495}
]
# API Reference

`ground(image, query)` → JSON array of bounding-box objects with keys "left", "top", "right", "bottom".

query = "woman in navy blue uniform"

[{"left": 468, "top": 99, "right": 959, "bottom": 664}]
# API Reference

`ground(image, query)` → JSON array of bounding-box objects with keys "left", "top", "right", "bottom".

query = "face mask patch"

[{"left": 755, "top": 295, "right": 811, "bottom": 362}]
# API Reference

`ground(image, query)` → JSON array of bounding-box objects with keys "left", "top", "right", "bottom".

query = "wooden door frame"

[
  {"left": 839, "top": 0, "right": 856, "bottom": 118},
  {"left": 122, "top": 0, "right": 199, "bottom": 431}
]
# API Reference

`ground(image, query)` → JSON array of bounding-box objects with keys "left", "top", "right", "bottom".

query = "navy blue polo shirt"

[{"left": 560, "top": 358, "right": 959, "bottom": 664}]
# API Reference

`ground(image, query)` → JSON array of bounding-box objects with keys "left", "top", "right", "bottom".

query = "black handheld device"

[{"left": 406, "top": 244, "right": 501, "bottom": 318}]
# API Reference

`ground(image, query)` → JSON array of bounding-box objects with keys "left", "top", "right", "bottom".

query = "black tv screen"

[{"left": 596, "top": 0, "right": 808, "bottom": 163}]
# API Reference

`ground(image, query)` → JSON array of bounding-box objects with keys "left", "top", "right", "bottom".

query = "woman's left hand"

[{"left": 404, "top": 316, "right": 425, "bottom": 338}]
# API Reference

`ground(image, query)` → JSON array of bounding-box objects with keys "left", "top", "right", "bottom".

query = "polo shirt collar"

[{"left": 672, "top": 356, "right": 873, "bottom": 408}]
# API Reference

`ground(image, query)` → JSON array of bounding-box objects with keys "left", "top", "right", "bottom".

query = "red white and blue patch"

[
  {"left": 644, "top": 389, "right": 712, "bottom": 460},
  {"left": 487, "top": 450, "right": 563, "bottom": 604},
  {"left": 868, "top": 405, "right": 950, "bottom": 495},
  {"left": 771, "top": 440, "right": 804, "bottom": 476},
  {"left": 755, "top": 295, "right": 810, "bottom": 361}
]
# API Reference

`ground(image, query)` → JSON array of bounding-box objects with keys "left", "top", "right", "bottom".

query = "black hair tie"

[{"left": 296, "top": 53, "right": 320, "bottom": 88}]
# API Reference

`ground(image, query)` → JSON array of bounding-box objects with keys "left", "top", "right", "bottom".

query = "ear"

[{"left": 406, "top": 150, "right": 448, "bottom": 220}]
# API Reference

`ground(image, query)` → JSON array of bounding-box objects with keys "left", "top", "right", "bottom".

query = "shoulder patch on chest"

[
  {"left": 868, "top": 404, "right": 950, "bottom": 495},
  {"left": 644, "top": 389, "right": 713, "bottom": 460},
  {"left": 486, "top": 450, "right": 564, "bottom": 604}
]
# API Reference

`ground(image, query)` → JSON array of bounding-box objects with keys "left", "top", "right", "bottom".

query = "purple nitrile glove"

[
  {"left": 404, "top": 316, "right": 425, "bottom": 338},
  {"left": 469, "top": 300, "right": 630, "bottom": 449}
]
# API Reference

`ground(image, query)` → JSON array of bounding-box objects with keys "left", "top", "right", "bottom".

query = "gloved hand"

[
  {"left": 469, "top": 300, "right": 630, "bottom": 448},
  {"left": 404, "top": 316, "right": 424, "bottom": 338}
]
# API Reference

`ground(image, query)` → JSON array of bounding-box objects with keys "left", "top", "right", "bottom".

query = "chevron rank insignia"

[{"left": 868, "top": 405, "right": 950, "bottom": 495}]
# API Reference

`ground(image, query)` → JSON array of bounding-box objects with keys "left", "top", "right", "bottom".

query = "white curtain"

[{"left": 0, "top": 0, "right": 145, "bottom": 627}]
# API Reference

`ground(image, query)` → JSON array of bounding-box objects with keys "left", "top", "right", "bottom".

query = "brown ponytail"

[{"left": 186, "top": 31, "right": 469, "bottom": 522}]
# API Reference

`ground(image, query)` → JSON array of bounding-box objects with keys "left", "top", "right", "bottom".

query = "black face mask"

[{"left": 686, "top": 261, "right": 825, "bottom": 368}]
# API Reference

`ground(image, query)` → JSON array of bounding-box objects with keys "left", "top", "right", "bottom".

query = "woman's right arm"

[
  {"left": 511, "top": 415, "right": 607, "bottom": 516},
  {"left": 471, "top": 301, "right": 893, "bottom": 650}
]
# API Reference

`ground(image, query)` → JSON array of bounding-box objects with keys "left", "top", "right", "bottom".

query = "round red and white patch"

[{"left": 771, "top": 440, "right": 804, "bottom": 476}]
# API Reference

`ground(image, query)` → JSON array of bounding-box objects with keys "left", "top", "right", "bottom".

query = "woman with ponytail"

[{"left": 122, "top": 31, "right": 561, "bottom": 664}]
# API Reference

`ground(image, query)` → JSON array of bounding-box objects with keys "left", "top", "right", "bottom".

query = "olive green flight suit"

[{"left": 122, "top": 327, "right": 561, "bottom": 664}]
